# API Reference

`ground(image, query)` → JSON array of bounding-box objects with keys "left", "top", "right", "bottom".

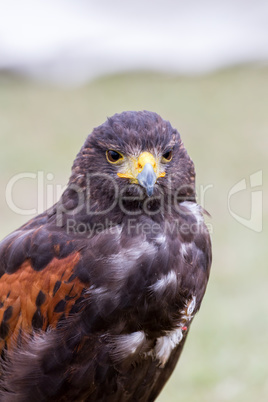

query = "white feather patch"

[
  {"left": 180, "top": 201, "right": 204, "bottom": 225},
  {"left": 180, "top": 243, "right": 189, "bottom": 259},
  {"left": 154, "top": 234, "right": 166, "bottom": 246},
  {"left": 106, "top": 241, "right": 156, "bottom": 282},
  {"left": 187, "top": 296, "right": 196, "bottom": 315},
  {"left": 109, "top": 331, "right": 146, "bottom": 362},
  {"left": 149, "top": 271, "right": 177, "bottom": 294},
  {"left": 147, "top": 295, "right": 197, "bottom": 367},
  {"left": 154, "top": 327, "right": 183, "bottom": 367}
]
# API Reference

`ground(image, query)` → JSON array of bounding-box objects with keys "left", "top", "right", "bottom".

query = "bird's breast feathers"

[{"left": 0, "top": 201, "right": 209, "bottom": 365}]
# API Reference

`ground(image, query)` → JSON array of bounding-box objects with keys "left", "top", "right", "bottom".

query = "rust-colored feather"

[{"left": 0, "top": 252, "right": 86, "bottom": 354}]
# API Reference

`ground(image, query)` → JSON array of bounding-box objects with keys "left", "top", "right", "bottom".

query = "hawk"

[{"left": 0, "top": 111, "right": 211, "bottom": 401}]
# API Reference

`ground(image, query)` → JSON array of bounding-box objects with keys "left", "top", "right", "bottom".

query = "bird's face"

[
  {"left": 68, "top": 111, "right": 196, "bottom": 215},
  {"left": 106, "top": 149, "right": 171, "bottom": 197}
]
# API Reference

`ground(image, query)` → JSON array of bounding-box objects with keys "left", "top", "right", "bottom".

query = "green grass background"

[{"left": 0, "top": 67, "right": 267, "bottom": 401}]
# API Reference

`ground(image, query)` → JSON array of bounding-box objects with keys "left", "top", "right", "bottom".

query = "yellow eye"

[
  {"left": 162, "top": 149, "right": 173, "bottom": 163},
  {"left": 106, "top": 150, "right": 124, "bottom": 164}
]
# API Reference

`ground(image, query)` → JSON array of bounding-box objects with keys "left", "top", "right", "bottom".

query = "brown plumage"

[{"left": 0, "top": 111, "right": 211, "bottom": 401}]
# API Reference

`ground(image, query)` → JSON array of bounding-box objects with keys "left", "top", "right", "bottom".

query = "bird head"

[{"left": 66, "top": 111, "right": 196, "bottom": 217}]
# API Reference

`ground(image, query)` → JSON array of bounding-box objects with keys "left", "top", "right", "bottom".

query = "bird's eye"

[
  {"left": 162, "top": 149, "right": 173, "bottom": 162},
  {"left": 106, "top": 150, "right": 124, "bottom": 164}
]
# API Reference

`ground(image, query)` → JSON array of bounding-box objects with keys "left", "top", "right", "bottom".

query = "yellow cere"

[{"left": 117, "top": 152, "right": 166, "bottom": 181}]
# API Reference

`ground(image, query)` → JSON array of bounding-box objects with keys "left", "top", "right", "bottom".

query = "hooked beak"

[
  {"left": 117, "top": 151, "right": 165, "bottom": 197},
  {"left": 137, "top": 163, "right": 157, "bottom": 196}
]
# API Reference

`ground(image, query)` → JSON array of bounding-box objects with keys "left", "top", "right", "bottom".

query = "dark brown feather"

[{"left": 0, "top": 111, "right": 211, "bottom": 401}]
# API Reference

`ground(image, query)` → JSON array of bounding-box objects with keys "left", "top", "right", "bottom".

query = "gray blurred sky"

[{"left": 0, "top": 0, "right": 267, "bottom": 85}]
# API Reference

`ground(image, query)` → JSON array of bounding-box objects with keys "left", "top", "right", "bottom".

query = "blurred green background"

[{"left": 0, "top": 67, "right": 267, "bottom": 401}]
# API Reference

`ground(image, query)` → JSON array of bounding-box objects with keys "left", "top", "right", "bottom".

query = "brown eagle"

[{"left": 0, "top": 111, "right": 211, "bottom": 401}]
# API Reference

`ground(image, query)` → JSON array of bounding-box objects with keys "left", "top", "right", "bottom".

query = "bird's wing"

[{"left": 0, "top": 224, "right": 87, "bottom": 356}]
